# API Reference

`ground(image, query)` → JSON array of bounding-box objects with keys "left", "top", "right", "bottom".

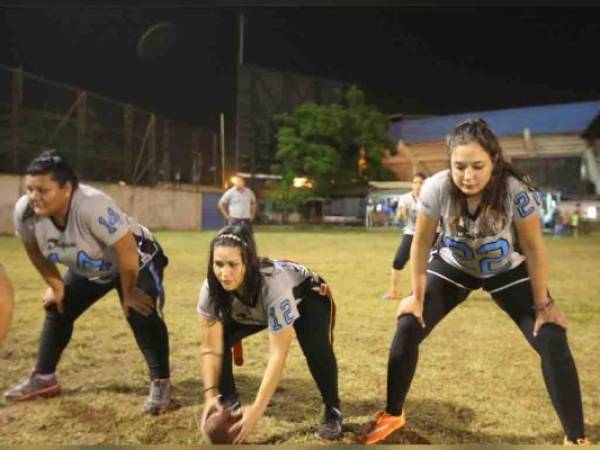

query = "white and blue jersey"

[
  {"left": 197, "top": 260, "right": 321, "bottom": 333},
  {"left": 398, "top": 192, "right": 418, "bottom": 235},
  {"left": 14, "top": 184, "right": 157, "bottom": 282},
  {"left": 418, "top": 170, "right": 541, "bottom": 279}
]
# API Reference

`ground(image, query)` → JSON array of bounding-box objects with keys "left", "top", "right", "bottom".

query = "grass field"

[{"left": 0, "top": 227, "right": 599, "bottom": 445}]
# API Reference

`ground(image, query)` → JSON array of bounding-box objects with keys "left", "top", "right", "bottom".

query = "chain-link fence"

[{"left": 0, "top": 64, "right": 223, "bottom": 186}]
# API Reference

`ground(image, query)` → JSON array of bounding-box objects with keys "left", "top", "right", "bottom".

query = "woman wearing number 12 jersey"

[
  {"left": 198, "top": 225, "right": 342, "bottom": 444},
  {"left": 363, "top": 119, "right": 589, "bottom": 446}
]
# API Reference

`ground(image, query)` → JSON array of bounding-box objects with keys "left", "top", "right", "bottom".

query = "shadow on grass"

[
  {"left": 182, "top": 375, "right": 600, "bottom": 445},
  {"left": 8, "top": 372, "right": 596, "bottom": 446},
  {"left": 342, "top": 397, "right": 600, "bottom": 445},
  {"left": 253, "top": 394, "right": 600, "bottom": 445}
]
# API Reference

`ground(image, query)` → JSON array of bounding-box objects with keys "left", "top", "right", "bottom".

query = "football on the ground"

[{"left": 203, "top": 406, "right": 241, "bottom": 444}]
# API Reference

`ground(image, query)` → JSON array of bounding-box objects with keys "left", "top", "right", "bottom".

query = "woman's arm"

[
  {"left": 251, "top": 326, "right": 294, "bottom": 415},
  {"left": 232, "top": 326, "right": 294, "bottom": 443},
  {"left": 410, "top": 212, "right": 438, "bottom": 302},
  {"left": 23, "top": 241, "right": 65, "bottom": 312},
  {"left": 397, "top": 205, "right": 407, "bottom": 221},
  {"left": 199, "top": 317, "right": 226, "bottom": 432},
  {"left": 200, "top": 318, "right": 225, "bottom": 402},
  {"left": 399, "top": 212, "right": 438, "bottom": 327},
  {"left": 0, "top": 265, "right": 15, "bottom": 342},
  {"left": 112, "top": 232, "right": 154, "bottom": 316},
  {"left": 514, "top": 211, "right": 567, "bottom": 335}
]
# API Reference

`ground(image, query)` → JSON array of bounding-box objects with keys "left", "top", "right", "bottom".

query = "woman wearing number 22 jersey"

[{"left": 363, "top": 119, "right": 590, "bottom": 446}]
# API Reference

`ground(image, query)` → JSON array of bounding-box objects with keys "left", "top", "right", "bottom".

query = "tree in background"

[
  {"left": 265, "top": 169, "right": 313, "bottom": 224},
  {"left": 271, "top": 86, "right": 395, "bottom": 211}
]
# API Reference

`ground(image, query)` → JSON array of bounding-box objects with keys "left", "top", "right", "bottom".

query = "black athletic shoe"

[{"left": 316, "top": 407, "right": 343, "bottom": 440}]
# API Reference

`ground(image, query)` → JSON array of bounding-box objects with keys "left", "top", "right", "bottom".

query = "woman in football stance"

[
  {"left": 4, "top": 150, "right": 172, "bottom": 415},
  {"left": 364, "top": 119, "right": 589, "bottom": 446},
  {"left": 198, "top": 225, "right": 342, "bottom": 443}
]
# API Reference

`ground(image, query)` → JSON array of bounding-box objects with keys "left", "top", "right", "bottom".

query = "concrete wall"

[{"left": 0, "top": 174, "right": 223, "bottom": 235}]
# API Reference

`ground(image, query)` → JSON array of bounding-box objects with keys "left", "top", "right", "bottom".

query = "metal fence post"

[
  {"left": 76, "top": 89, "right": 87, "bottom": 176},
  {"left": 161, "top": 119, "right": 170, "bottom": 182},
  {"left": 150, "top": 114, "right": 156, "bottom": 185},
  {"left": 10, "top": 67, "right": 23, "bottom": 172},
  {"left": 123, "top": 104, "right": 133, "bottom": 182}
]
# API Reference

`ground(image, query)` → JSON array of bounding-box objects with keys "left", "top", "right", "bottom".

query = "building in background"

[{"left": 385, "top": 101, "right": 600, "bottom": 225}]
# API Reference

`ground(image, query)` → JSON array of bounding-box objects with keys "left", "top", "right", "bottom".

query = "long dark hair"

[
  {"left": 446, "top": 119, "right": 536, "bottom": 235},
  {"left": 207, "top": 225, "right": 272, "bottom": 320},
  {"left": 22, "top": 149, "right": 80, "bottom": 221}
]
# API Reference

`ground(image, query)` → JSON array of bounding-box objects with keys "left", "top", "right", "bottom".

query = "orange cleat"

[{"left": 362, "top": 410, "right": 406, "bottom": 445}]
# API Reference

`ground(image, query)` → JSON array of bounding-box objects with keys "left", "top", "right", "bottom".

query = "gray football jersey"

[
  {"left": 14, "top": 184, "right": 154, "bottom": 281},
  {"left": 418, "top": 170, "right": 541, "bottom": 278},
  {"left": 399, "top": 192, "right": 418, "bottom": 235},
  {"left": 197, "top": 260, "right": 320, "bottom": 333}
]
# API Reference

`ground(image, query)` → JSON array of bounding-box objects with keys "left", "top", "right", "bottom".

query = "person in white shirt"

[{"left": 218, "top": 175, "right": 257, "bottom": 234}]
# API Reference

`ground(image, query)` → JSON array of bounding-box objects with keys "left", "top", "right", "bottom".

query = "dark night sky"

[{"left": 1, "top": 5, "right": 599, "bottom": 128}]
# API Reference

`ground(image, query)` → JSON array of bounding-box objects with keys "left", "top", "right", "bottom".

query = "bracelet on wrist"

[
  {"left": 203, "top": 385, "right": 219, "bottom": 394},
  {"left": 533, "top": 298, "right": 555, "bottom": 311}
]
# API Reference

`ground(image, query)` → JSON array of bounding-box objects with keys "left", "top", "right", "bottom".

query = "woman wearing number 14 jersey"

[
  {"left": 363, "top": 119, "right": 589, "bottom": 446},
  {"left": 4, "top": 150, "right": 172, "bottom": 415}
]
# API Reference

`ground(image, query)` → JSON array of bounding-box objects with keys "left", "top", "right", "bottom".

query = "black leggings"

[
  {"left": 392, "top": 233, "right": 439, "bottom": 270},
  {"left": 35, "top": 253, "right": 170, "bottom": 380},
  {"left": 228, "top": 218, "right": 254, "bottom": 235},
  {"left": 392, "top": 234, "right": 413, "bottom": 270},
  {"left": 219, "top": 286, "right": 340, "bottom": 411},
  {"left": 386, "top": 256, "right": 585, "bottom": 441}
]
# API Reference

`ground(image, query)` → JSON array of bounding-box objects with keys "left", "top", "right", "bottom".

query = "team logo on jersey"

[
  {"left": 98, "top": 207, "right": 124, "bottom": 235},
  {"left": 47, "top": 238, "right": 76, "bottom": 250},
  {"left": 77, "top": 250, "right": 112, "bottom": 272}
]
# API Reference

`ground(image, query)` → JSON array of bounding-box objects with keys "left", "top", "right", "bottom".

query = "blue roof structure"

[{"left": 389, "top": 100, "right": 600, "bottom": 144}]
